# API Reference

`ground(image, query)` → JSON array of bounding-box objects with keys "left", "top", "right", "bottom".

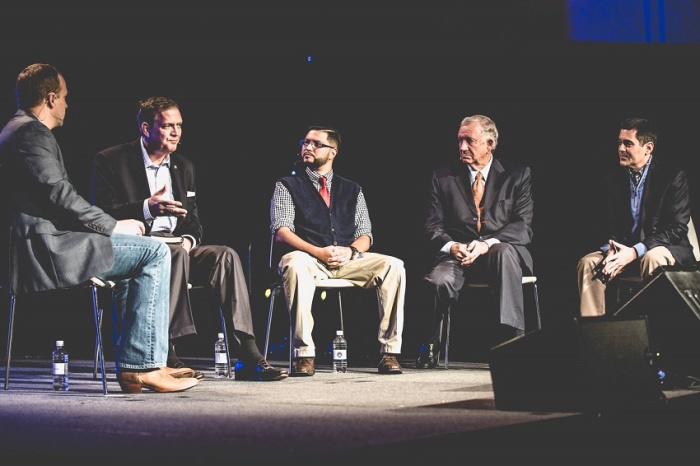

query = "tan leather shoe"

[{"left": 117, "top": 367, "right": 200, "bottom": 393}]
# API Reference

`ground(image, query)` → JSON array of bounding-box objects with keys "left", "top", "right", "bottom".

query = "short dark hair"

[
  {"left": 307, "top": 125, "right": 341, "bottom": 151},
  {"left": 137, "top": 96, "right": 180, "bottom": 128},
  {"left": 620, "top": 117, "right": 657, "bottom": 147},
  {"left": 15, "top": 63, "right": 62, "bottom": 109}
]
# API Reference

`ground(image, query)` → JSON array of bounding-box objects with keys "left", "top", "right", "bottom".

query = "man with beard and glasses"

[{"left": 270, "top": 125, "right": 406, "bottom": 376}]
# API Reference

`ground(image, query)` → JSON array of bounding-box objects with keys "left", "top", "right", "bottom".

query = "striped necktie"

[
  {"left": 319, "top": 176, "right": 330, "bottom": 207},
  {"left": 473, "top": 172, "right": 484, "bottom": 232}
]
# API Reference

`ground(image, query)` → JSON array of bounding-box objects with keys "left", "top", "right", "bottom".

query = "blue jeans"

[{"left": 96, "top": 234, "right": 171, "bottom": 372}]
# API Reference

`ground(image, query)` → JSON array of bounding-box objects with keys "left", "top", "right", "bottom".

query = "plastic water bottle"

[
  {"left": 52, "top": 340, "right": 69, "bottom": 391},
  {"left": 214, "top": 333, "right": 228, "bottom": 378},
  {"left": 332, "top": 330, "right": 347, "bottom": 373}
]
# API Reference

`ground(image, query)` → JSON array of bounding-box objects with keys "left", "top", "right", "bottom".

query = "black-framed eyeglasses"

[{"left": 300, "top": 139, "right": 335, "bottom": 150}]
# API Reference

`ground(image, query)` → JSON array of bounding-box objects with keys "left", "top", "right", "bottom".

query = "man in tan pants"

[
  {"left": 577, "top": 118, "right": 694, "bottom": 316},
  {"left": 270, "top": 125, "right": 405, "bottom": 376}
]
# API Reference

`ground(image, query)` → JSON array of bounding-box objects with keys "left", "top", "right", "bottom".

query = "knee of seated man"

[{"left": 488, "top": 242, "right": 517, "bottom": 257}]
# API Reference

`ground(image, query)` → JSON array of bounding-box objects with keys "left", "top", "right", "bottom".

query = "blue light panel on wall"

[{"left": 568, "top": 0, "right": 700, "bottom": 43}]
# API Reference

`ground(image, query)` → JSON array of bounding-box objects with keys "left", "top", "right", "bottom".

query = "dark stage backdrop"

[{"left": 2, "top": 2, "right": 700, "bottom": 359}]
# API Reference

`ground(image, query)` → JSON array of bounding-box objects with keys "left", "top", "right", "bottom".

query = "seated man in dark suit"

[
  {"left": 90, "top": 96, "right": 286, "bottom": 381},
  {"left": 577, "top": 117, "right": 695, "bottom": 316},
  {"left": 417, "top": 114, "right": 535, "bottom": 368}
]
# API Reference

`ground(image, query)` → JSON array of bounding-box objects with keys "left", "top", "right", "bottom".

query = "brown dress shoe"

[
  {"left": 165, "top": 366, "right": 196, "bottom": 379},
  {"left": 291, "top": 357, "right": 315, "bottom": 377},
  {"left": 117, "top": 367, "right": 200, "bottom": 393},
  {"left": 378, "top": 355, "right": 403, "bottom": 374}
]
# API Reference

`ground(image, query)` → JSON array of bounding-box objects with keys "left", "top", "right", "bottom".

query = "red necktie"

[
  {"left": 319, "top": 176, "right": 330, "bottom": 207},
  {"left": 473, "top": 172, "right": 484, "bottom": 232}
]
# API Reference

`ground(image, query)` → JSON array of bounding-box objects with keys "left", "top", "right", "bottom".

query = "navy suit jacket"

[
  {"left": 423, "top": 157, "right": 534, "bottom": 272},
  {"left": 0, "top": 110, "right": 116, "bottom": 293},
  {"left": 90, "top": 139, "right": 203, "bottom": 243},
  {"left": 604, "top": 156, "right": 694, "bottom": 264}
]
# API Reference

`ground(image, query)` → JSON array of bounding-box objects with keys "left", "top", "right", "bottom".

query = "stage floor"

[{"left": 1, "top": 355, "right": 699, "bottom": 463}]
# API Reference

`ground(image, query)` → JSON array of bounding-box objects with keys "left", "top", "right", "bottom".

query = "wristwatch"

[{"left": 349, "top": 246, "right": 363, "bottom": 260}]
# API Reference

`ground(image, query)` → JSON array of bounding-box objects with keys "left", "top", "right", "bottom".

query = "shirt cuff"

[
  {"left": 143, "top": 200, "right": 154, "bottom": 221},
  {"left": 182, "top": 234, "right": 197, "bottom": 248}
]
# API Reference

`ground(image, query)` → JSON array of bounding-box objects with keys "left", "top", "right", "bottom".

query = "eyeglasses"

[{"left": 300, "top": 139, "right": 335, "bottom": 150}]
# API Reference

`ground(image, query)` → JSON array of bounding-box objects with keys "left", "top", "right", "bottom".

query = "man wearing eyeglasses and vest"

[{"left": 270, "top": 125, "right": 406, "bottom": 376}]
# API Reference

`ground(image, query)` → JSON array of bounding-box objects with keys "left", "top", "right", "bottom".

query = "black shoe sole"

[{"left": 235, "top": 371, "right": 289, "bottom": 381}]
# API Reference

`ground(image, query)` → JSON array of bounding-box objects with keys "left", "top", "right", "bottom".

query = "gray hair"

[{"left": 460, "top": 115, "right": 499, "bottom": 151}]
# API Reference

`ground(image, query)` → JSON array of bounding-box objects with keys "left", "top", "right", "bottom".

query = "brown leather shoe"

[
  {"left": 378, "top": 355, "right": 403, "bottom": 374},
  {"left": 291, "top": 357, "right": 315, "bottom": 377},
  {"left": 117, "top": 367, "right": 200, "bottom": 393}
]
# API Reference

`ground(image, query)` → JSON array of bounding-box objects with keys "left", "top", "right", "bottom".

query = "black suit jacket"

[
  {"left": 424, "top": 157, "right": 534, "bottom": 272},
  {"left": 604, "top": 156, "right": 694, "bottom": 264},
  {"left": 0, "top": 110, "right": 116, "bottom": 293},
  {"left": 90, "top": 139, "right": 202, "bottom": 243}
]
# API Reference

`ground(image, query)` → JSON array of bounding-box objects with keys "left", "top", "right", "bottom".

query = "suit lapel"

[
  {"left": 168, "top": 154, "right": 187, "bottom": 228},
  {"left": 455, "top": 171, "right": 477, "bottom": 215},
  {"left": 128, "top": 140, "right": 152, "bottom": 199},
  {"left": 483, "top": 157, "right": 503, "bottom": 211}
]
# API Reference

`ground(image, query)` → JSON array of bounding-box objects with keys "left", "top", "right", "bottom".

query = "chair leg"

[
  {"left": 336, "top": 290, "right": 345, "bottom": 334},
  {"left": 93, "top": 306, "right": 103, "bottom": 379},
  {"left": 264, "top": 284, "right": 293, "bottom": 372},
  {"left": 218, "top": 307, "right": 232, "bottom": 378},
  {"left": 444, "top": 306, "right": 451, "bottom": 370},
  {"left": 263, "top": 284, "right": 280, "bottom": 359},
  {"left": 288, "top": 314, "right": 293, "bottom": 373},
  {"left": 532, "top": 283, "right": 542, "bottom": 330},
  {"left": 4, "top": 292, "right": 16, "bottom": 390},
  {"left": 90, "top": 284, "right": 108, "bottom": 395}
]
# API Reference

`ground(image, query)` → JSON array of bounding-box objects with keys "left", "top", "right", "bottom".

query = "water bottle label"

[
  {"left": 215, "top": 352, "right": 227, "bottom": 364},
  {"left": 53, "top": 363, "right": 67, "bottom": 375},
  {"left": 333, "top": 349, "right": 347, "bottom": 361}
]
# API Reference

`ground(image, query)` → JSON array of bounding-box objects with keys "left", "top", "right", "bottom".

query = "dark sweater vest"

[{"left": 279, "top": 173, "right": 360, "bottom": 248}]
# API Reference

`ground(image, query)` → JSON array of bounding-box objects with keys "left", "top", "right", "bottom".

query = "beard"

[{"left": 303, "top": 153, "right": 329, "bottom": 168}]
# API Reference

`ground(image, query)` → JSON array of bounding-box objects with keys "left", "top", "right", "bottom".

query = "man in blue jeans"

[{"left": 0, "top": 63, "right": 199, "bottom": 393}]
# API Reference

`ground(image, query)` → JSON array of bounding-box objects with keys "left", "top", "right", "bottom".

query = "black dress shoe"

[
  {"left": 234, "top": 359, "right": 288, "bottom": 381},
  {"left": 415, "top": 342, "right": 440, "bottom": 369},
  {"left": 167, "top": 341, "right": 185, "bottom": 369}
]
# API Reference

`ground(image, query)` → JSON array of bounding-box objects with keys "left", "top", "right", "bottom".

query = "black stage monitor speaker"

[
  {"left": 489, "top": 316, "right": 665, "bottom": 413},
  {"left": 613, "top": 266, "right": 700, "bottom": 378}
]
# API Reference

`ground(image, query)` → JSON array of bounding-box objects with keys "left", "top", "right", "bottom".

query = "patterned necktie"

[
  {"left": 473, "top": 172, "right": 484, "bottom": 232},
  {"left": 319, "top": 176, "right": 330, "bottom": 207},
  {"left": 630, "top": 169, "right": 643, "bottom": 188}
]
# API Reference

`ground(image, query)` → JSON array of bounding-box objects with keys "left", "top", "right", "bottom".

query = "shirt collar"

[
  {"left": 468, "top": 155, "right": 493, "bottom": 181},
  {"left": 629, "top": 155, "right": 652, "bottom": 184},
  {"left": 140, "top": 138, "right": 171, "bottom": 169},
  {"left": 306, "top": 167, "right": 333, "bottom": 184}
]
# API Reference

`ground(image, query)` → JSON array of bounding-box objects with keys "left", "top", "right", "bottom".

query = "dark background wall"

[{"left": 2, "top": 1, "right": 700, "bottom": 359}]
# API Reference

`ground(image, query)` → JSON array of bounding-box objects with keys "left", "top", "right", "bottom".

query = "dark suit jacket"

[
  {"left": 424, "top": 157, "right": 534, "bottom": 272},
  {"left": 0, "top": 110, "right": 116, "bottom": 294},
  {"left": 604, "top": 156, "right": 694, "bottom": 264},
  {"left": 90, "top": 139, "right": 202, "bottom": 243}
]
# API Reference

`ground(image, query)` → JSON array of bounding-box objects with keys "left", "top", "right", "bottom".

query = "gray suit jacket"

[
  {"left": 424, "top": 157, "right": 534, "bottom": 272},
  {"left": 0, "top": 109, "right": 116, "bottom": 294}
]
